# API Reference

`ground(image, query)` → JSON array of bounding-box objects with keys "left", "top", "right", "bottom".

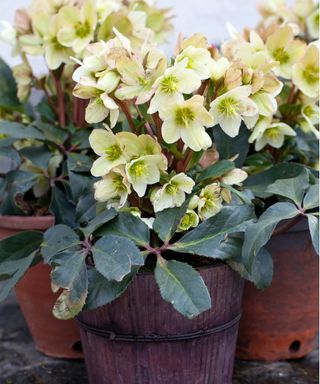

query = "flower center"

[
  {"left": 273, "top": 47, "right": 290, "bottom": 64},
  {"left": 302, "top": 65, "right": 318, "bottom": 85},
  {"left": 175, "top": 107, "right": 195, "bottom": 127},
  {"left": 130, "top": 160, "right": 147, "bottom": 177},
  {"left": 217, "top": 97, "right": 237, "bottom": 116},
  {"left": 112, "top": 174, "right": 126, "bottom": 192},
  {"left": 160, "top": 75, "right": 179, "bottom": 95},
  {"left": 165, "top": 181, "right": 179, "bottom": 195},
  {"left": 180, "top": 212, "right": 193, "bottom": 229},
  {"left": 105, "top": 144, "right": 122, "bottom": 161},
  {"left": 75, "top": 21, "right": 91, "bottom": 38},
  {"left": 265, "top": 127, "right": 279, "bottom": 139}
]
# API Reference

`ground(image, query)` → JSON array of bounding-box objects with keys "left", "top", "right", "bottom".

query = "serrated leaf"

[
  {"left": 307, "top": 214, "right": 319, "bottom": 254},
  {"left": 53, "top": 289, "right": 87, "bottom": 320},
  {"left": 197, "top": 160, "right": 235, "bottom": 182},
  {"left": 97, "top": 212, "right": 150, "bottom": 246},
  {"left": 20, "top": 145, "right": 52, "bottom": 169},
  {"left": 0, "top": 146, "right": 20, "bottom": 166},
  {"left": 81, "top": 208, "right": 117, "bottom": 236},
  {"left": 92, "top": 235, "right": 144, "bottom": 282},
  {"left": 84, "top": 268, "right": 136, "bottom": 311},
  {"left": 242, "top": 202, "right": 300, "bottom": 270},
  {"left": 0, "top": 57, "right": 21, "bottom": 109},
  {"left": 171, "top": 205, "right": 254, "bottom": 257},
  {"left": 155, "top": 259, "right": 211, "bottom": 319},
  {"left": 41, "top": 224, "right": 81, "bottom": 263}
]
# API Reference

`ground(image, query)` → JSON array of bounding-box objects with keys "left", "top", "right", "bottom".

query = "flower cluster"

[{"left": 0, "top": 0, "right": 173, "bottom": 101}]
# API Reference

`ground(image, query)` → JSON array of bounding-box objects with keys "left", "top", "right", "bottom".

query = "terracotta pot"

[
  {"left": 78, "top": 263, "right": 244, "bottom": 384},
  {"left": 237, "top": 219, "right": 319, "bottom": 361},
  {"left": 0, "top": 215, "right": 83, "bottom": 359}
]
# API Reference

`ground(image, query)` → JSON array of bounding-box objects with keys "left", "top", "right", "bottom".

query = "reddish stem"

[
  {"left": 51, "top": 67, "right": 66, "bottom": 127},
  {"left": 118, "top": 100, "right": 137, "bottom": 133}
]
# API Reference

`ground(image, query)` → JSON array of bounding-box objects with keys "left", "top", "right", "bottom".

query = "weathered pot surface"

[
  {"left": 78, "top": 263, "right": 244, "bottom": 384},
  {"left": 237, "top": 219, "right": 319, "bottom": 361}
]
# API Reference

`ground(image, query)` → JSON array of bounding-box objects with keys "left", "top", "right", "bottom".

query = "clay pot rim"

[{"left": 0, "top": 214, "right": 55, "bottom": 231}]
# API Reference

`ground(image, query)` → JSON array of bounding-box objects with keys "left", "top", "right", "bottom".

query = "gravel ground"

[{"left": 0, "top": 292, "right": 318, "bottom": 384}]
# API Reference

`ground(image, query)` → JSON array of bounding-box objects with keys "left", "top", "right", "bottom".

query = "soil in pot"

[
  {"left": 78, "top": 263, "right": 243, "bottom": 384},
  {"left": 237, "top": 219, "right": 319, "bottom": 361},
  {"left": 0, "top": 215, "right": 83, "bottom": 359}
]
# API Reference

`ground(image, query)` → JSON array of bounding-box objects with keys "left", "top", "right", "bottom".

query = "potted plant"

[
  {"left": 216, "top": 0, "right": 319, "bottom": 361},
  {"left": 0, "top": 0, "right": 172, "bottom": 358}
]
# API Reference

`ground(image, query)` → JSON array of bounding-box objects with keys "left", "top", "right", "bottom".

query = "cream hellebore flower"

[
  {"left": 249, "top": 117, "right": 296, "bottom": 150},
  {"left": 94, "top": 167, "right": 131, "bottom": 208},
  {"left": 177, "top": 210, "right": 199, "bottom": 232},
  {"left": 12, "top": 61, "right": 33, "bottom": 102},
  {"left": 209, "top": 57, "right": 231, "bottom": 82},
  {"left": 148, "top": 60, "right": 202, "bottom": 114},
  {"left": 307, "top": 8, "right": 319, "bottom": 39},
  {"left": 210, "top": 85, "right": 258, "bottom": 138},
  {"left": 159, "top": 95, "right": 214, "bottom": 152},
  {"left": 175, "top": 46, "right": 213, "bottom": 80},
  {"left": 299, "top": 102, "right": 320, "bottom": 139},
  {"left": 115, "top": 53, "right": 166, "bottom": 104},
  {"left": 126, "top": 154, "right": 167, "bottom": 197},
  {"left": 57, "top": 0, "right": 97, "bottom": 53},
  {"left": 89, "top": 129, "right": 128, "bottom": 177},
  {"left": 292, "top": 44, "right": 319, "bottom": 98},
  {"left": 0, "top": 21, "right": 18, "bottom": 55},
  {"left": 150, "top": 173, "right": 195, "bottom": 212},
  {"left": 220, "top": 168, "right": 248, "bottom": 185},
  {"left": 198, "top": 183, "right": 223, "bottom": 221},
  {"left": 266, "top": 26, "right": 306, "bottom": 79}
]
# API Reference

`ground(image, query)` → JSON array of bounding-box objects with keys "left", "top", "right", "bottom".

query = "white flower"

[
  {"left": 198, "top": 183, "right": 223, "bottom": 221},
  {"left": 177, "top": 210, "right": 199, "bottom": 232},
  {"left": 209, "top": 57, "right": 231, "bottom": 81},
  {"left": 148, "top": 60, "right": 201, "bottom": 114},
  {"left": 175, "top": 46, "right": 213, "bottom": 80},
  {"left": 210, "top": 85, "right": 258, "bottom": 137},
  {"left": 126, "top": 154, "right": 167, "bottom": 197},
  {"left": 150, "top": 173, "right": 195, "bottom": 212},
  {"left": 221, "top": 169, "right": 248, "bottom": 185},
  {"left": 159, "top": 95, "right": 214, "bottom": 151}
]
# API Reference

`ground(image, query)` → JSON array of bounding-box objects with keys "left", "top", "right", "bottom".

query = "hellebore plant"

[{"left": 0, "top": 0, "right": 319, "bottom": 320}]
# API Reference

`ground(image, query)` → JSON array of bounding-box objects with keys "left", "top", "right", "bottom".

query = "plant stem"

[
  {"left": 118, "top": 100, "right": 137, "bottom": 133},
  {"left": 134, "top": 104, "right": 155, "bottom": 137},
  {"left": 287, "top": 84, "right": 296, "bottom": 104},
  {"left": 51, "top": 66, "right": 66, "bottom": 127}
]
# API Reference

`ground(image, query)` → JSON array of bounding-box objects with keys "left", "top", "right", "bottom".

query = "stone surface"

[{"left": 0, "top": 292, "right": 318, "bottom": 384}]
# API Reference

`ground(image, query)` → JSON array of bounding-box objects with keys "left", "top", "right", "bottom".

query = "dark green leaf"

[
  {"left": 75, "top": 191, "right": 97, "bottom": 226},
  {"left": 0, "top": 121, "right": 44, "bottom": 140},
  {"left": 0, "top": 146, "right": 20, "bottom": 166},
  {"left": 153, "top": 199, "right": 190, "bottom": 242},
  {"left": 81, "top": 208, "right": 117, "bottom": 236},
  {"left": 97, "top": 212, "right": 150, "bottom": 246},
  {"left": 0, "top": 57, "right": 21, "bottom": 109},
  {"left": 171, "top": 205, "right": 254, "bottom": 257},
  {"left": 84, "top": 268, "right": 136, "bottom": 310},
  {"left": 20, "top": 145, "right": 52, "bottom": 169},
  {"left": 245, "top": 163, "right": 314, "bottom": 198},
  {"left": 34, "top": 122, "right": 68, "bottom": 145},
  {"left": 49, "top": 186, "right": 77, "bottom": 227},
  {"left": 213, "top": 124, "right": 250, "bottom": 167},
  {"left": 228, "top": 247, "right": 273, "bottom": 289},
  {"left": 242, "top": 202, "right": 300, "bottom": 270},
  {"left": 304, "top": 183, "right": 319, "bottom": 210},
  {"left": 92, "top": 235, "right": 144, "bottom": 282},
  {"left": 155, "top": 259, "right": 211, "bottom": 319},
  {"left": 197, "top": 160, "right": 235, "bottom": 182},
  {"left": 265, "top": 169, "right": 310, "bottom": 206},
  {"left": 41, "top": 225, "right": 81, "bottom": 263},
  {"left": 307, "top": 214, "right": 319, "bottom": 254}
]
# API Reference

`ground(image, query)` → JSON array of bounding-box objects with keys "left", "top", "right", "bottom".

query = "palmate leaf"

[
  {"left": 19, "top": 145, "right": 52, "bottom": 169},
  {"left": 49, "top": 186, "right": 77, "bottom": 228},
  {"left": 97, "top": 212, "right": 150, "bottom": 246},
  {"left": 171, "top": 205, "right": 254, "bottom": 257},
  {"left": 242, "top": 202, "right": 300, "bottom": 270},
  {"left": 0, "top": 121, "right": 44, "bottom": 140},
  {"left": 53, "top": 289, "right": 88, "bottom": 320},
  {"left": 303, "top": 182, "right": 319, "bottom": 210},
  {"left": 0, "top": 57, "right": 21, "bottom": 110},
  {"left": 92, "top": 235, "right": 144, "bottom": 282},
  {"left": 155, "top": 259, "right": 211, "bottom": 319},
  {"left": 81, "top": 208, "right": 117, "bottom": 236}
]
